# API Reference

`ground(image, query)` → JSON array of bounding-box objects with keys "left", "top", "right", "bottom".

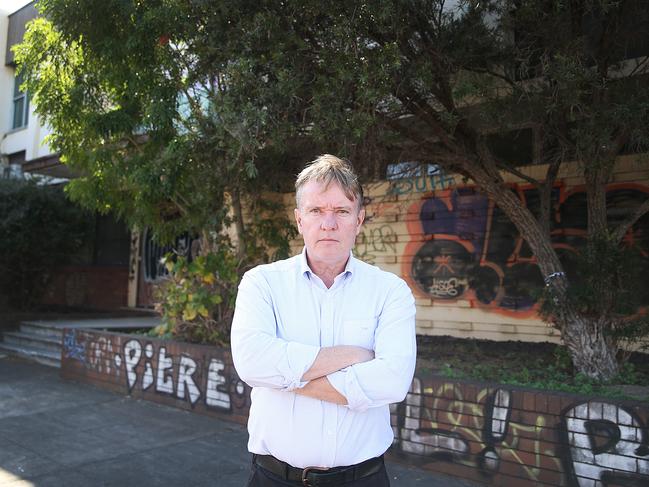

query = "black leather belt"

[{"left": 253, "top": 454, "right": 384, "bottom": 486}]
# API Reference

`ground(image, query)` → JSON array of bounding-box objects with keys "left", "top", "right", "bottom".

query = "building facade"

[{"left": 1, "top": 2, "right": 131, "bottom": 310}]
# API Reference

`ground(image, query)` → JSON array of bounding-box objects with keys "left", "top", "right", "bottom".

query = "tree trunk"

[
  {"left": 230, "top": 187, "right": 246, "bottom": 261},
  {"left": 557, "top": 310, "right": 620, "bottom": 380},
  {"left": 465, "top": 157, "right": 620, "bottom": 381}
]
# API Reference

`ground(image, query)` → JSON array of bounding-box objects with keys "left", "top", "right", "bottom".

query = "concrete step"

[
  {"left": 0, "top": 342, "right": 61, "bottom": 368},
  {"left": 2, "top": 331, "right": 62, "bottom": 354},
  {"left": 19, "top": 321, "right": 64, "bottom": 340},
  {"left": 0, "top": 321, "right": 64, "bottom": 368}
]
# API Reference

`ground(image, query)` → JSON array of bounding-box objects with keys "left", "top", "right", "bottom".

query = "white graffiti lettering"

[
  {"left": 565, "top": 401, "right": 649, "bottom": 487},
  {"left": 429, "top": 278, "right": 466, "bottom": 297},
  {"left": 142, "top": 343, "right": 154, "bottom": 390},
  {"left": 177, "top": 355, "right": 201, "bottom": 405},
  {"left": 206, "top": 359, "right": 231, "bottom": 410},
  {"left": 155, "top": 347, "right": 174, "bottom": 395},
  {"left": 124, "top": 339, "right": 142, "bottom": 391}
]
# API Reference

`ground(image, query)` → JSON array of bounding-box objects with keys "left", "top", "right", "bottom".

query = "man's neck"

[{"left": 307, "top": 255, "right": 348, "bottom": 289}]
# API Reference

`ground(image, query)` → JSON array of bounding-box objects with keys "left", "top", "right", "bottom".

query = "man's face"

[{"left": 295, "top": 180, "right": 365, "bottom": 269}]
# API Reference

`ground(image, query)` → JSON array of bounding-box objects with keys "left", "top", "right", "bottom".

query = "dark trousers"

[{"left": 245, "top": 461, "right": 391, "bottom": 487}]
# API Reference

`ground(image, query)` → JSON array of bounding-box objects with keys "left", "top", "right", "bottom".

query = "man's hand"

[
  {"left": 295, "top": 377, "right": 347, "bottom": 405},
  {"left": 300, "top": 345, "right": 374, "bottom": 382}
]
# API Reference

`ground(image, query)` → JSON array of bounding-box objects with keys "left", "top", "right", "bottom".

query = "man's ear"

[
  {"left": 355, "top": 208, "right": 365, "bottom": 235},
  {"left": 294, "top": 208, "right": 303, "bottom": 235}
]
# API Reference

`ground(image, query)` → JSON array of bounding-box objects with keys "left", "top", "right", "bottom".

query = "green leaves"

[
  {"left": 0, "top": 179, "right": 93, "bottom": 309},
  {"left": 154, "top": 247, "right": 240, "bottom": 345}
]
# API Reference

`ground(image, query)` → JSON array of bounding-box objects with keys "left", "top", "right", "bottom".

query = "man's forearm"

[
  {"left": 295, "top": 377, "right": 347, "bottom": 404},
  {"left": 300, "top": 345, "right": 373, "bottom": 382}
]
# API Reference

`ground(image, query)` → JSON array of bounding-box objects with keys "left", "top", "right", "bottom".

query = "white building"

[{"left": 1, "top": 1, "right": 70, "bottom": 180}]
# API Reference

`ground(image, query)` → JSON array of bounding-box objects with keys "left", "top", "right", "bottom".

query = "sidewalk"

[{"left": 0, "top": 355, "right": 481, "bottom": 487}]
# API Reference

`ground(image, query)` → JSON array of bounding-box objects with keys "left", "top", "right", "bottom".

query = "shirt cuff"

[
  {"left": 328, "top": 368, "right": 371, "bottom": 412},
  {"left": 282, "top": 342, "right": 321, "bottom": 391}
]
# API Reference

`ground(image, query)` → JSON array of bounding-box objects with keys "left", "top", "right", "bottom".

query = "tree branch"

[
  {"left": 628, "top": 55, "right": 649, "bottom": 77},
  {"left": 612, "top": 197, "right": 649, "bottom": 244},
  {"left": 463, "top": 66, "right": 518, "bottom": 90},
  {"left": 495, "top": 162, "right": 542, "bottom": 187},
  {"left": 545, "top": 157, "right": 562, "bottom": 187}
]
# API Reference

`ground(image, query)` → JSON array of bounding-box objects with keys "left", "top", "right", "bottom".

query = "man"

[{"left": 231, "top": 154, "right": 416, "bottom": 486}]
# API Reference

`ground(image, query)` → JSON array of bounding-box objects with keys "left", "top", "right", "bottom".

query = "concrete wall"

[
  {"left": 1, "top": 2, "right": 54, "bottom": 163},
  {"left": 61, "top": 330, "right": 649, "bottom": 487},
  {"left": 284, "top": 155, "right": 649, "bottom": 343}
]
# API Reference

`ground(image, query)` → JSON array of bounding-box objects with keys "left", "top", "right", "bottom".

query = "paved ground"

[{"left": 0, "top": 354, "right": 481, "bottom": 487}]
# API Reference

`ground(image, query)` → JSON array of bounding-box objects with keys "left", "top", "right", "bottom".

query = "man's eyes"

[{"left": 307, "top": 208, "right": 351, "bottom": 215}]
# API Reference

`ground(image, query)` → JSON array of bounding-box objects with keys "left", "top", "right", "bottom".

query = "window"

[
  {"left": 12, "top": 71, "right": 29, "bottom": 129},
  {"left": 386, "top": 162, "right": 440, "bottom": 180}
]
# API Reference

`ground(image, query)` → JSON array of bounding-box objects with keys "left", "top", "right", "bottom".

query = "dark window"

[
  {"left": 12, "top": 71, "right": 29, "bottom": 129},
  {"left": 142, "top": 229, "right": 197, "bottom": 282},
  {"left": 2, "top": 151, "right": 25, "bottom": 179},
  {"left": 386, "top": 162, "right": 440, "bottom": 180},
  {"left": 93, "top": 214, "right": 131, "bottom": 266},
  {"left": 487, "top": 128, "right": 534, "bottom": 166}
]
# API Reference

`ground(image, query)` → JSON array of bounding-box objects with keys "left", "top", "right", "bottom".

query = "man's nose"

[{"left": 321, "top": 211, "right": 338, "bottom": 230}]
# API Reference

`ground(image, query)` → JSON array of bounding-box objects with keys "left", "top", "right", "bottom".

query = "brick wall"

[
  {"left": 42, "top": 266, "right": 129, "bottom": 310},
  {"left": 284, "top": 155, "right": 649, "bottom": 343},
  {"left": 61, "top": 329, "right": 649, "bottom": 487}
]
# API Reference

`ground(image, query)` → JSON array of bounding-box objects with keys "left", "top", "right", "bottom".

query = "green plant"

[
  {"left": 540, "top": 234, "right": 649, "bottom": 373},
  {"left": 153, "top": 246, "right": 240, "bottom": 346},
  {"left": 0, "top": 179, "right": 92, "bottom": 309}
]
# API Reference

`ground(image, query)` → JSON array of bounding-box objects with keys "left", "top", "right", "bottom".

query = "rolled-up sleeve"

[
  {"left": 231, "top": 269, "right": 320, "bottom": 391},
  {"left": 327, "top": 278, "right": 416, "bottom": 411}
]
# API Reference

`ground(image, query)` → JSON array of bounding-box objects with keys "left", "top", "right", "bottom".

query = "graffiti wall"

[
  {"left": 340, "top": 156, "right": 649, "bottom": 341},
  {"left": 61, "top": 330, "right": 649, "bottom": 487},
  {"left": 61, "top": 329, "right": 251, "bottom": 424}
]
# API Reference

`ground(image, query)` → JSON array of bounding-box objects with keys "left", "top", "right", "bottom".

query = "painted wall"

[
  {"left": 42, "top": 266, "right": 129, "bottom": 310},
  {"left": 286, "top": 155, "right": 649, "bottom": 343},
  {"left": 61, "top": 330, "right": 649, "bottom": 487}
]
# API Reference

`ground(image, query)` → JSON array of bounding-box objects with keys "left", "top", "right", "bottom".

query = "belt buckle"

[{"left": 301, "top": 466, "right": 327, "bottom": 486}]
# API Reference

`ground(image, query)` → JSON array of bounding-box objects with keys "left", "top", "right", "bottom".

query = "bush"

[
  {"left": 153, "top": 247, "right": 240, "bottom": 346},
  {"left": 0, "top": 179, "right": 92, "bottom": 309}
]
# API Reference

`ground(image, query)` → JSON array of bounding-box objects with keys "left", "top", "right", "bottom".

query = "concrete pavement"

[{"left": 0, "top": 354, "right": 481, "bottom": 486}]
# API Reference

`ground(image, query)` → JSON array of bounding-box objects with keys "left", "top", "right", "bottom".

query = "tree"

[
  {"left": 15, "top": 0, "right": 299, "bottom": 257},
  {"left": 16, "top": 0, "right": 649, "bottom": 379},
  {"left": 199, "top": 0, "right": 648, "bottom": 380},
  {"left": 262, "top": 0, "right": 648, "bottom": 380}
]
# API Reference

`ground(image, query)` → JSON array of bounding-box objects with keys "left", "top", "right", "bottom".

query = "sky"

[{"left": 2, "top": 0, "right": 33, "bottom": 14}]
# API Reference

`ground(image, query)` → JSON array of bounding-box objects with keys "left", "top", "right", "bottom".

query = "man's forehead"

[{"left": 301, "top": 180, "right": 357, "bottom": 206}]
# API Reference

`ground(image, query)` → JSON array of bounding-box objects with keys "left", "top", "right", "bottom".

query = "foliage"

[
  {"left": 14, "top": 0, "right": 304, "bottom": 343},
  {"left": 431, "top": 339, "right": 649, "bottom": 401},
  {"left": 237, "top": 0, "right": 649, "bottom": 380},
  {"left": 153, "top": 247, "right": 240, "bottom": 346},
  {"left": 14, "top": 0, "right": 649, "bottom": 377},
  {"left": 0, "top": 179, "right": 92, "bottom": 309},
  {"left": 540, "top": 233, "right": 649, "bottom": 361},
  {"left": 13, "top": 0, "right": 304, "bottom": 245}
]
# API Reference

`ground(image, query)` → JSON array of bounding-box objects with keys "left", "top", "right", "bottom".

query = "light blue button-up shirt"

[{"left": 231, "top": 249, "right": 416, "bottom": 469}]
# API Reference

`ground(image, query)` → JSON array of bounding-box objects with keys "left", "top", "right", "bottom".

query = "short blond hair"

[{"left": 295, "top": 154, "right": 363, "bottom": 211}]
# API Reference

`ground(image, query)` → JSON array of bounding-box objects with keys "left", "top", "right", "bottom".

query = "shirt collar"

[{"left": 300, "top": 247, "right": 356, "bottom": 280}]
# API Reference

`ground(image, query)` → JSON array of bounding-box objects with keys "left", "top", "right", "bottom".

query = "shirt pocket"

[{"left": 341, "top": 318, "right": 377, "bottom": 349}]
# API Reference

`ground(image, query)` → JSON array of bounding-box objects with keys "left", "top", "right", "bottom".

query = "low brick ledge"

[{"left": 60, "top": 328, "right": 649, "bottom": 487}]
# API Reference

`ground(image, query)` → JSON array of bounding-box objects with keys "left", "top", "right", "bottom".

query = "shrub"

[
  {"left": 0, "top": 179, "right": 92, "bottom": 309},
  {"left": 153, "top": 246, "right": 240, "bottom": 345}
]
